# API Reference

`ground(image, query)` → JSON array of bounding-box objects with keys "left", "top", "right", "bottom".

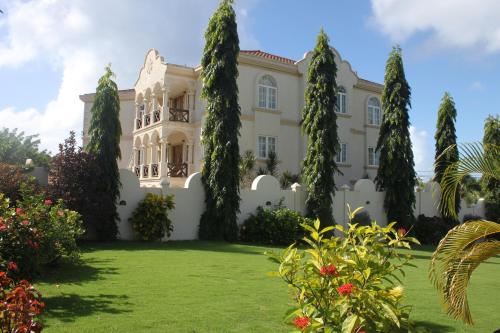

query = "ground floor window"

[
  {"left": 336, "top": 143, "right": 347, "bottom": 163},
  {"left": 368, "top": 147, "right": 380, "bottom": 166},
  {"left": 258, "top": 136, "right": 276, "bottom": 159}
]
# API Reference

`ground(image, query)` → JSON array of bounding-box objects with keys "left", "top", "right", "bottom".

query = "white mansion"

[{"left": 80, "top": 47, "right": 383, "bottom": 188}]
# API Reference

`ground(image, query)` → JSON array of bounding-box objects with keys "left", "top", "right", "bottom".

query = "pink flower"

[
  {"left": 44, "top": 199, "right": 53, "bottom": 206},
  {"left": 397, "top": 228, "right": 407, "bottom": 237},
  {"left": 337, "top": 283, "right": 354, "bottom": 296},
  {"left": 15, "top": 208, "right": 25, "bottom": 216},
  {"left": 0, "top": 223, "right": 7, "bottom": 232},
  {"left": 21, "top": 220, "right": 30, "bottom": 226}
]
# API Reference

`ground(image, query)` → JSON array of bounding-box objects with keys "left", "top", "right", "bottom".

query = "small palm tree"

[{"left": 429, "top": 142, "right": 500, "bottom": 325}]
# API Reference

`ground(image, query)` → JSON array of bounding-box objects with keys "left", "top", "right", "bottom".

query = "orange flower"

[
  {"left": 320, "top": 264, "right": 338, "bottom": 277},
  {"left": 337, "top": 283, "right": 354, "bottom": 296}
]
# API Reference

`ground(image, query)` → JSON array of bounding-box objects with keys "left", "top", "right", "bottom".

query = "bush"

[
  {"left": 0, "top": 187, "right": 84, "bottom": 278},
  {"left": 412, "top": 215, "right": 451, "bottom": 245},
  {"left": 240, "top": 205, "right": 314, "bottom": 245},
  {"left": 0, "top": 163, "right": 40, "bottom": 204},
  {"left": 48, "top": 132, "right": 117, "bottom": 240},
  {"left": 351, "top": 209, "right": 371, "bottom": 226},
  {"left": 279, "top": 170, "right": 300, "bottom": 190},
  {"left": 130, "top": 193, "right": 175, "bottom": 241},
  {"left": 267, "top": 208, "right": 420, "bottom": 332},
  {"left": 0, "top": 271, "right": 44, "bottom": 332}
]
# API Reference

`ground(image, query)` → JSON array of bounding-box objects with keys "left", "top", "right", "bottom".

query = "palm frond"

[
  {"left": 437, "top": 143, "right": 500, "bottom": 219},
  {"left": 429, "top": 220, "right": 500, "bottom": 324}
]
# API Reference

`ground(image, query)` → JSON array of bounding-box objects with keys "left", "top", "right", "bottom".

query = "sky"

[{"left": 0, "top": 0, "right": 499, "bottom": 178}]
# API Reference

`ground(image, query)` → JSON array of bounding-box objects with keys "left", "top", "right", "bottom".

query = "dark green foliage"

[
  {"left": 85, "top": 65, "right": 122, "bottom": 240},
  {"left": 265, "top": 151, "right": 279, "bottom": 177},
  {"left": 279, "top": 170, "right": 300, "bottom": 190},
  {"left": 130, "top": 193, "right": 175, "bottom": 241},
  {"left": 240, "top": 205, "right": 314, "bottom": 245},
  {"left": 412, "top": 215, "right": 450, "bottom": 245},
  {"left": 301, "top": 29, "right": 340, "bottom": 227},
  {"left": 460, "top": 175, "right": 482, "bottom": 205},
  {"left": 0, "top": 128, "right": 51, "bottom": 166},
  {"left": 481, "top": 115, "right": 500, "bottom": 223},
  {"left": 198, "top": 0, "right": 241, "bottom": 241},
  {"left": 375, "top": 46, "right": 416, "bottom": 228},
  {"left": 434, "top": 92, "right": 460, "bottom": 222},
  {"left": 351, "top": 209, "right": 372, "bottom": 226}
]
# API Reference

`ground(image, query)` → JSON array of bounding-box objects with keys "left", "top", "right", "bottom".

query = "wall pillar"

[{"left": 162, "top": 87, "right": 169, "bottom": 121}]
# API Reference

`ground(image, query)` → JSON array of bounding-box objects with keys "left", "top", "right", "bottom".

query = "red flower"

[
  {"left": 320, "top": 264, "right": 338, "bottom": 277},
  {"left": 397, "top": 228, "right": 407, "bottom": 237},
  {"left": 21, "top": 220, "right": 30, "bottom": 226},
  {"left": 44, "top": 199, "right": 53, "bottom": 206},
  {"left": 15, "top": 208, "right": 25, "bottom": 216},
  {"left": 337, "top": 283, "right": 354, "bottom": 296},
  {"left": 8, "top": 261, "right": 18, "bottom": 271},
  {"left": 293, "top": 316, "right": 310, "bottom": 330},
  {"left": 0, "top": 222, "right": 7, "bottom": 232}
]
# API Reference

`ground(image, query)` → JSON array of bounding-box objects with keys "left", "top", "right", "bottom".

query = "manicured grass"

[{"left": 36, "top": 242, "right": 499, "bottom": 333}]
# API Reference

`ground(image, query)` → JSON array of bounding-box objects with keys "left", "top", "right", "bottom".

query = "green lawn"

[{"left": 36, "top": 242, "right": 499, "bottom": 333}]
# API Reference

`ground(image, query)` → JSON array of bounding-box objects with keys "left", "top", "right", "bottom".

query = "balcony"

[
  {"left": 153, "top": 109, "right": 161, "bottom": 123},
  {"left": 167, "top": 163, "right": 188, "bottom": 177},
  {"left": 142, "top": 164, "right": 149, "bottom": 178},
  {"left": 134, "top": 166, "right": 140, "bottom": 177},
  {"left": 151, "top": 163, "right": 159, "bottom": 177},
  {"left": 169, "top": 108, "right": 189, "bottom": 123}
]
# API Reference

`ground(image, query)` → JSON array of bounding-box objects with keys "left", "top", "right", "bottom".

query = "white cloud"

[
  {"left": 410, "top": 126, "right": 434, "bottom": 179},
  {"left": 469, "top": 80, "right": 485, "bottom": 91},
  {"left": 370, "top": 0, "right": 500, "bottom": 53},
  {"left": 0, "top": 0, "right": 260, "bottom": 153}
]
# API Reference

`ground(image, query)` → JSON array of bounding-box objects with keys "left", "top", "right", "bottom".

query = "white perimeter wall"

[{"left": 116, "top": 169, "right": 485, "bottom": 241}]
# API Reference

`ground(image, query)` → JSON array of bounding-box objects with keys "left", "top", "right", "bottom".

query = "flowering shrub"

[
  {"left": 0, "top": 271, "right": 44, "bottom": 332},
  {"left": 0, "top": 187, "right": 84, "bottom": 278},
  {"left": 240, "top": 205, "right": 314, "bottom": 245},
  {"left": 130, "top": 193, "right": 175, "bottom": 241},
  {"left": 267, "top": 207, "right": 420, "bottom": 333}
]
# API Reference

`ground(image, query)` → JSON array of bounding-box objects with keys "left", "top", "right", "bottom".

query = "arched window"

[
  {"left": 367, "top": 97, "right": 381, "bottom": 125},
  {"left": 336, "top": 86, "right": 347, "bottom": 114},
  {"left": 258, "top": 75, "right": 277, "bottom": 109}
]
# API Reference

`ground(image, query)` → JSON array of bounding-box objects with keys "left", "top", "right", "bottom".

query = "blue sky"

[{"left": 0, "top": 0, "right": 499, "bottom": 177}]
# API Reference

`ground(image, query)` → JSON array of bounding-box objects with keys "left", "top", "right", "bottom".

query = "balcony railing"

[
  {"left": 151, "top": 163, "right": 159, "bottom": 177},
  {"left": 142, "top": 164, "right": 149, "bottom": 178},
  {"left": 144, "top": 114, "right": 151, "bottom": 127},
  {"left": 153, "top": 109, "right": 161, "bottom": 123},
  {"left": 169, "top": 108, "right": 189, "bottom": 123},
  {"left": 167, "top": 163, "right": 188, "bottom": 177},
  {"left": 134, "top": 166, "right": 140, "bottom": 177},
  {"left": 136, "top": 118, "right": 143, "bottom": 130}
]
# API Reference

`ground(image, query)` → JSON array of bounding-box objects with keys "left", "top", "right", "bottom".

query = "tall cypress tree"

[
  {"left": 86, "top": 65, "right": 121, "bottom": 240},
  {"left": 434, "top": 92, "right": 460, "bottom": 220},
  {"left": 198, "top": 0, "right": 241, "bottom": 241},
  {"left": 301, "top": 29, "right": 340, "bottom": 226},
  {"left": 375, "top": 46, "right": 416, "bottom": 228},
  {"left": 482, "top": 115, "right": 500, "bottom": 222}
]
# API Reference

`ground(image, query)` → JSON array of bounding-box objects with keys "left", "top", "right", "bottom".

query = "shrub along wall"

[{"left": 116, "top": 169, "right": 485, "bottom": 241}]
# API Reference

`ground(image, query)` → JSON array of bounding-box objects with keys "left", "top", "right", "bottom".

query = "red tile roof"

[{"left": 240, "top": 50, "right": 296, "bottom": 65}]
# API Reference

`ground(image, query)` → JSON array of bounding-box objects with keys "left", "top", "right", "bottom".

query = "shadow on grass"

[
  {"left": 38, "top": 258, "right": 119, "bottom": 285},
  {"left": 43, "top": 293, "right": 131, "bottom": 324},
  {"left": 414, "top": 320, "right": 455, "bottom": 332},
  {"left": 79, "top": 240, "right": 278, "bottom": 256}
]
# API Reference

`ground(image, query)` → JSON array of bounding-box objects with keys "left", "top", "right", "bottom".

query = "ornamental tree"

[
  {"left": 0, "top": 128, "right": 51, "bottom": 166},
  {"left": 434, "top": 92, "right": 460, "bottom": 222},
  {"left": 86, "top": 65, "right": 122, "bottom": 240},
  {"left": 375, "top": 46, "right": 416, "bottom": 228},
  {"left": 198, "top": 0, "right": 241, "bottom": 241},
  {"left": 482, "top": 115, "right": 500, "bottom": 222},
  {"left": 301, "top": 29, "right": 340, "bottom": 226}
]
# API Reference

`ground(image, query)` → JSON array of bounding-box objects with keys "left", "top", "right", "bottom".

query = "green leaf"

[
  {"left": 381, "top": 303, "right": 400, "bottom": 327},
  {"left": 341, "top": 314, "right": 358, "bottom": 333}
]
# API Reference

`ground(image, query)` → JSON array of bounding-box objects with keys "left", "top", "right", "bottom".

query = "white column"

[
  {"left": 162, "top": 87, "right": 169, "bottom": 121},
  {"left": 160, "top": 138, "right": 169, "bottom": 179},
  {"left": 151, "top": 93, "right": 157, "bottom": 112},
  {"left": 187, "top": 89, "right": 195, "bottom": 123}
]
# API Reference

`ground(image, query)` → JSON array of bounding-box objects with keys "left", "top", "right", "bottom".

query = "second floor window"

[
  {"left": 368, "top": 147, "right": 380, "bottom": 166},
  {"left": 368, "top": 97, "right": 381, "bottom": 125},
  {"left": 258, "top": 136, "right": 276, "bottom": 159},
  {"left": 335, "top": 142, "right": 347, "bottom": 163},
  {"left": 337, "top": 86, "right": 347, "bottom": 114},
  {"left": 258, "top": 75, "right": 277, "bottom": 109}
]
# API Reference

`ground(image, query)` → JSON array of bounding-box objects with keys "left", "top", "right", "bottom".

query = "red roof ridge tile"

[{"left": 240, "top": 50, "right": 296, "bottom": 65}]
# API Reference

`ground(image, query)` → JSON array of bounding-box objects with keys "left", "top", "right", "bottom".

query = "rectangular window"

[
  {"left": 368, "top": 147, "right": 380, "bottom": 166},
  {"left": 268, "top": 88, "right": 277, "bottom": 109},
  {"left": 257, "top": 136, "right": 277, "bottom": 159},
  {"left": 368, "top": 106, "right": 381, "bottom": 125},
  {"left": 258, "top": 86, "right": 266, "bottom": 108},
  {"left": 336, "top": 143, "right": 347, "bottom": 163}
]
